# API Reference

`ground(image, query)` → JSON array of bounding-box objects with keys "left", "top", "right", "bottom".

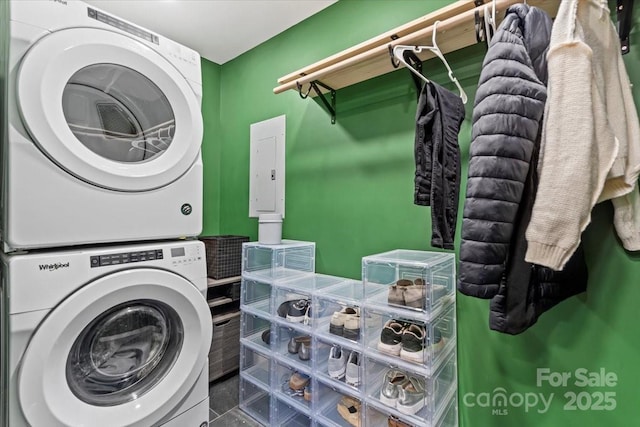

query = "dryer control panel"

[{"left": 90, "top": 249, "right": 163, "bottom": 268}]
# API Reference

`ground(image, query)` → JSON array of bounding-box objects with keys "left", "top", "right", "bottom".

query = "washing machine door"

[
  {"left": 18, "top": 269, "right": 211, "bottom": 427},
  {"left": 16, "top": 28, "right": 202, "bottom": 192}
]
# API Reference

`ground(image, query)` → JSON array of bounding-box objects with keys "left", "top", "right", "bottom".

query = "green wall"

[
  {"left": 201, "top": 59, "right": 222, "bottom": 235},
  {"left": 205, "top": 0, "right": 640, "bottom": 425}
]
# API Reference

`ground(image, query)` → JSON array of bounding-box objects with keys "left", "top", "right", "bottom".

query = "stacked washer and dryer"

[{"left": 1, "top": 1, "right": 212, "bottom": 426}]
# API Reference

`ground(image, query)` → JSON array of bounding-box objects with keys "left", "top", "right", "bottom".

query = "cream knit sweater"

[{"left": 525, "top": 0, "right": 640, "bottom": 270}]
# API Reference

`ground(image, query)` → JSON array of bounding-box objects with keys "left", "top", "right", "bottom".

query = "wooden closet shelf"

[
  {"left": 277, "top": 0, "right": 479, "bottom": 86},
  {"left": 273, "top": 0, "right": 560, "bottom": 97}
]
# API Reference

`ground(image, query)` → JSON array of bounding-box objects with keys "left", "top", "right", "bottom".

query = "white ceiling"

[{"left": 84, "top": 0, "right": 337, "bottom": 64}]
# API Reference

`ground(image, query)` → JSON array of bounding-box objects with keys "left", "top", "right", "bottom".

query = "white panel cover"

[{"left": 249, "top": 115, "right": 285, "bottom": 218}]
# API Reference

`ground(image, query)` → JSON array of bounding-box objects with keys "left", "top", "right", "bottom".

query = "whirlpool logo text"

[{"left": 38, "top": 262, "right": 70, "bottom": 272}]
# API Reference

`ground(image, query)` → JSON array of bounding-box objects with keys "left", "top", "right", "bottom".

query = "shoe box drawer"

[
  {"left": 274, "top": 397, "right": 313, "bottom": 427},
  {"left": 272, "top": 274, "right": 348, "bottom": 328},
  {"left": 314, "top": 334, "right": 362, "bottom": 394},
  {"left": 241, "top": 277, "right": 272, "bottom": 316},
  {"left": 272, "top": 321, "right": 313, "bottom": 372},
  {"left": 436, "top": 395, "right": 459, "bottom": 427},
  {"left": 273, "top": 286, "right": 314, "bottom": 331},
  {"left": 239, "top": 375, "right": 272, "bottom": 426},
  {"left": 240, "top": 344, "right": 271, "bottom": 388},
  {"left": 363, "top": 350, "right": 457, "bottom": 426},
  {"left": 313, "top": 280, "right": 363, "bottom": 346},
  {"left": 272, "top": 358, "right": 313, "bottom": 414},
  {"left": 362, "top": 250, "right": 455, "bottom": 315},
  {"left": 362, "top": 303, "right": 455, "bottom": 373},
  {"left": 240, "top": 310, "right": 272, "bottom": 352},
  {"left": 242, "top": 241, "right": 316, "bottom": 281},
  {"left": 314, "top": 378, "right": 363, "bottom": 427},
  {"left": 364, "top": 391, "right": 458, "bottom": 427}
]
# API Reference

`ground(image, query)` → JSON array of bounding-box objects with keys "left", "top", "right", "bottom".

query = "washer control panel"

[
  {"left": 90, "top": 245, "right": 203, "bottom": 268},
  {"left": 90, "top": 249, "right": 163, "bottom": 268},
  {"left": 170, "top": 244, "right": 203, "bottom": 267}
]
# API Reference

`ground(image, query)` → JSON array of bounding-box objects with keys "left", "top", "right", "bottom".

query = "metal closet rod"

[{"left": 272, "top": 0, "right": 538, "bottom": 95}]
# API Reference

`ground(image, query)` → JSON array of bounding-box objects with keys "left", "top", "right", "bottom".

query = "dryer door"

[
  {"left": 18, "top": 269, "right": 211, "bottom": 427},
  {"left": 16, "top": 28, "right": 202, "bottom": 192}
]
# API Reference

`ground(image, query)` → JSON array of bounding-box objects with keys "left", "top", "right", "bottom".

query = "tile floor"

[{"left": 209, "top": 371, "right": 261, "bottom": 427}]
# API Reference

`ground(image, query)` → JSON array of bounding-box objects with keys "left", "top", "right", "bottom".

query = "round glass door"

[
  {"left": 66, "top": 299, "right": 183, "bottom": 406},
  {"left": 17, "top": 28, "right": 203, "bottom": 191},
  {"left": 62, "top": 64, "right": 175, "bottom": 164},
  {"left": 18, "top": 268, "right": 211, "bottom": 427}
]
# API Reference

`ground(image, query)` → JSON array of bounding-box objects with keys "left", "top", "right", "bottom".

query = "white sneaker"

[
  {"left": 345, "top": 351, "right": 360, "bottom": 386},
  {"left": 327, "top": 345, "right": 347, "bottom": 379}
]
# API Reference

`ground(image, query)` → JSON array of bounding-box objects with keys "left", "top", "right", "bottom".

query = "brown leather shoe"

[{"left": 288, "top": 372, "right": 310, "bottom": 391}]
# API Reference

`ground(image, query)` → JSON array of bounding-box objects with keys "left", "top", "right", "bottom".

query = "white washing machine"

[
  {"left": 2, "top": 240, "right": 212, "bottom": 427},
  {"left": 4, "top": 0, "right": 204, "bottom": 252}
]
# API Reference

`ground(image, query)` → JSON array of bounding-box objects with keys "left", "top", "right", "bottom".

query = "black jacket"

[{"left": 457, "top": 4, "right": 588, "bottom": 334}]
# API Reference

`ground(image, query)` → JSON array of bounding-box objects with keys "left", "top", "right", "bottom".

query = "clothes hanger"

[
  {"left": 483, "top": 0, "right": 496, "bottom": 47},
  {"left": 393, "top": 20, "right": 468, "bottom": 104}
]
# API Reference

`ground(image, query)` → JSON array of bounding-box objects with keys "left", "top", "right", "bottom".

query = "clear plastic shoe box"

[
  {"left": 313, "top": 280, "right": 364, "bottom": 346},
  {"left": 239, "top": 375, "right": 271, "bottom": 426},
  {"left": 363, "top": 350, "right": 457, "bottom": 426},
  {"left": 314, "top": 379, "right": 363, "bottom": 427},
  {"left": 365, "top": 393, "right": 459, "bottom": 427},
  {"left": 272, "top": 322, "right": 313, "bottom": 372},
  {"left": 313, "top": 334, "right": 362, "bottom": 394},
  {"left": 274, "top": 397, "right": 313, "bottom": 427},
  {"left": 363, "top": 303, "right": 456, "bottom": 375},
  {"left": 240, "top": 310, "right": 272, "bottom": 353},
  {"left": 240, "top": 276, "right": 272, "bottom": 317},
  {"left": 273, "top": 357, "right": 313, "bottom": 414},
  {"left": 239, "top": 242, "right": 458, "bottom": 427},
  {"left": 242, "top": 240, "right": 316, "bottom": 282},
  {"left": 240, "top": 344, "right": 271, "bottom": 388},
  {"left": 362, "top": 250, "right": 455, "bottom": 318}
]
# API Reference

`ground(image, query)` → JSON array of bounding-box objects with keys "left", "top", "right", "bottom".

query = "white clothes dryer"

[
  {"left": 4, "top": 0, "right": 204, "bottom": 252},
  {"left": 2, "top": 240, "right": 212, "bottom": 427}
]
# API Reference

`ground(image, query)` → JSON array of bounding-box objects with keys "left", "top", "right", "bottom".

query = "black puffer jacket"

[{"left": 457, "top": 4, "right": 588, "bottom": 334}]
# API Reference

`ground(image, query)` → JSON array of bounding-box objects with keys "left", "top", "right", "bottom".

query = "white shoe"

[{"left": 327, "top": 345, "right": 347, "bottom": 379}]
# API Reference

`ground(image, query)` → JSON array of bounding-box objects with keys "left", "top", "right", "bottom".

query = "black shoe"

[
  {"left": 277, "top": 300, "right": 293, "bottom": 318},
  {"left": 261, "top": 329, "right": 271, "bottom": 345},
  {"left": 286, "top": 299, "right": 310, "bottom": 323}
]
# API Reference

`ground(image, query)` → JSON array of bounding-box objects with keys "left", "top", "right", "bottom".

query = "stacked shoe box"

[
  {"left": 239, "top": 243, "right": 458, "bottom": 427},
  {"left": 361, "top": 250, "right": 458, "bottom": 427},
  {"left": 239, "top": 240, "right": 318, "bottom": 425}
]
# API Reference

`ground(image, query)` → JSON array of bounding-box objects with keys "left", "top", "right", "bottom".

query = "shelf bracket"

[
  {"left": 617, "top": 0, "right": 635, "bottom": 55},
  {"left": 297, "top": 80, "right": 336, "bottom": 124},
  {"left": 388, "top": 35, "right": 424, "bottom": 99}
]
